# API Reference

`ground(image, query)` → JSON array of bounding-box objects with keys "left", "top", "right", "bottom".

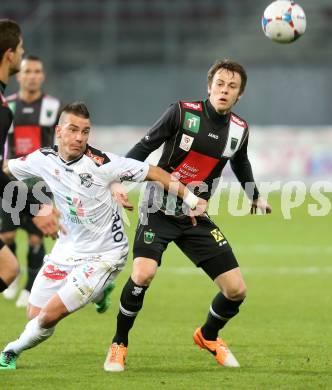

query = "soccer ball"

[{"left": 262, "top": 1, "right": 306, "bottom": 43}]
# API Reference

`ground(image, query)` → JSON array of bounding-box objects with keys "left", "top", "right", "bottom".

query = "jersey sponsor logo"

[
  {"left": 79, "top": 173, "right": 93, "bottom": 188},
  {"left": 208, "top": 132, "right": 219, "bottom": 140},
  {"left": 144, "top": 230, "right": 155, "bottom": 244},
  {"left": 66, "top": 196, "right": 84, "bottom": 217},
  {"left": 183, "top": 112, "right": 200, "bottom": 133},
  {"left": 230, "top": 114, "right": 246, "bottom": 128},
  {"left": 86, "top": 149, "right": 105, "bottom": 166},
  {"left": 181, "top": 101, "right": 203, "bottom": 111},
  {"left": 43, "top": 264, "right": 68, "bottom": 280},
  {"left": 111, "top": 212, "right": 124, "bottom": 243},
  {"left": 179, "top": 134, "right": 194, "bottom": 152},
  {"left": 14, "top": 125, "right": 41, "bottom": 156},
  {"left": 65, "top": 196, "right": 94, "bottom": 224},
  {"left": 172, "top": 150, "right": 219, "bottom": 184}
]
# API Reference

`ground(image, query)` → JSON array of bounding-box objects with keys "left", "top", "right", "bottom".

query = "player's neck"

[
  {"left": 19, "top": 89, "right": 42, "bottom": 103},
  {"left": 58, "top": 146, "right": 84, "bottom": 163},
  {"left": 0, "top": 64, "right": 10, "bottom": 85}
]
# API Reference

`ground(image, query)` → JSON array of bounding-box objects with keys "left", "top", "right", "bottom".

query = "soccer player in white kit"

[{"left": 0, "top": 101, "right": 207, "bottom": 370}]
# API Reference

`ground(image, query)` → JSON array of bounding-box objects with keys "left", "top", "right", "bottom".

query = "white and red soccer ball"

[{"left": 262, "top": 1, "right": 306, "bottom": 43}]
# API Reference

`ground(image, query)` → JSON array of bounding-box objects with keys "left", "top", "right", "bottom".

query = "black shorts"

[{"left": 133, "top": 211, "right": 239, "bottom": 279}]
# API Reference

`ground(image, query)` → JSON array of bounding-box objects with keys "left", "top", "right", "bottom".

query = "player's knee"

[
  {"left": 132, "top": 258, "right": 157, "bottom": 286},
  {"left": 38, "top": 308, "right": 63, "bottom": 328},
  {"left": 223, "top": 282, "right": 247, "bottom": 301},
  {"left": 0, "top": 231, "right": 16, "bottom": 246},
  {"left": 27, "top": 305, "right": 41, "bottom": 321},
  {"left": 132, "top": 268, "right": 156, "bottom": 286}
]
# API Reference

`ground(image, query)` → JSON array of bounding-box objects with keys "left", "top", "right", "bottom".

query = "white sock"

[{"left": 4, "top": 317, "right": 55, "bottom": 355}]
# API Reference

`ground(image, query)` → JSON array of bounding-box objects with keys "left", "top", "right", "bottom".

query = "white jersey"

[{"left": 8, "top": 145, "right": 149, "bottom": 265}]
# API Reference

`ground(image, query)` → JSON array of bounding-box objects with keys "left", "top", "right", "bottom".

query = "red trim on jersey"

[
  {"left": 172, "top": 150, "right": 219, "bottom": 184},
  {"left": 181, "top": 101, "right": 203, "bottom": 112},
  {"left": 230, "top": 113, "right": 247, "bottom": 128},
  {"left": 86, "top": 148, "right": 105, "bottom": 165}
]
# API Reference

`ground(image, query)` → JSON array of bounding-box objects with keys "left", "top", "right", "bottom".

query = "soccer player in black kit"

[
  {"left": 2, "top": 55, "right": 61, "bottom": 307},
  {"left": 104, "top": 59, "right": 272, "bottom": 371},
  {"left": 0, "top": 19, "right": 61, "bottom": 296}
]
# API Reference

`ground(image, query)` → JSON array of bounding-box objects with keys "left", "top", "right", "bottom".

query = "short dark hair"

[
  {"left": 59, "top": 101, "right": 90, "bottom": 121},
  {"left": 0, "top": 19, "right": 21, "bottom": 63},
  {"left": 23, "top": 54, "right": 42, "bottom": 62},
  {"left": 207, "top": 59, "right": 247, "bottom": 95}
]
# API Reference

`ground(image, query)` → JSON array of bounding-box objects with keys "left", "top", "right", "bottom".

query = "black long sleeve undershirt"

[{"left": 230, "top": 136, "right": 260, "bottom": 200}]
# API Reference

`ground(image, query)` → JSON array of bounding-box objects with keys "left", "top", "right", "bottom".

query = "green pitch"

[{"left": 1, "top": 192, "right": 331, "bottom": 389}]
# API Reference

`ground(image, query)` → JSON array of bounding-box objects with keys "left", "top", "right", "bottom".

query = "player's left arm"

[{"left": 230, "top": 133, "right": 272, "bottom": 214}]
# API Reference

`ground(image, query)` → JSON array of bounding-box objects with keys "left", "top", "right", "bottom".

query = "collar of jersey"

[
  {"left": 204, "top": 99, "right": 230, "bottom": 126},
  {"left": 58, "top": 145, "right": 86, "bottom": 166}
]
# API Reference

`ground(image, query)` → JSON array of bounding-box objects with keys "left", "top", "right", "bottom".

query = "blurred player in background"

[
  {"left": 105, "top": 59, "right": 272, "bottom": 372},
  {"left": 0, "top": 101, "right": 206, "bottom": 370},
  {"left": 2, "top": 55, "right": 61, "bottom": 307}
]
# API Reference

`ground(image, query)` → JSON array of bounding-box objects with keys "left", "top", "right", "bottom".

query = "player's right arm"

[{"left": 126, "top": 103, "right": 180, "bottom": 161}]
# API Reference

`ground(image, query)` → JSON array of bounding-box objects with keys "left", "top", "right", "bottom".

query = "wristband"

[{"left": 183, "top": 191, "right": 199, "bottom": 210}]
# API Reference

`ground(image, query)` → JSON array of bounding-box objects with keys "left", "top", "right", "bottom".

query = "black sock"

[
  {"left": 201, "top": 292, "right": 244, "bottom": 341},
  {"left": 112, "top": 277, "right": 148, "bottom": 347},
  {"left": 0, "top": 277, "right": 8, "bottom": 292},
  {"left": 25, "top": 243, "right": 45, "bottom": 292}
]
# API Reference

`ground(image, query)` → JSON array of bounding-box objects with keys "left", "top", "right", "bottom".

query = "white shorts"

[{"left": 29, "top": 257, "right": 125, "bottom": 312}]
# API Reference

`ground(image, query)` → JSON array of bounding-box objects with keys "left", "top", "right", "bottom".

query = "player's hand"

[
  {"left": 111, "top": 182, "right": 134, "bottom": 211},
  {"left": 189, "top": 198, "right": 208, "bottom": 226},
  {"left": 250, "top": 197, "right": 272, "bottom": 214},
  {"left": 32, "top": 204, "right": 67, "bottom": 239}
]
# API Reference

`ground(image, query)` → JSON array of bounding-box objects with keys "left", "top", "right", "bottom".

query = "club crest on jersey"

[
  {"left": 144, "top": 230, "right": 155, "bottom": 244},
  {"left": 79, "top": 173, "right": 93, "bottom": 188},
  {"left": 231, "top": 137, "right": 238, "bottom": 150},
  {"left": 183, "top": 112, "right": 200, "bottom": 133},
  {"left": 179, "top": 134, "right": 194, "bottom": 152}
]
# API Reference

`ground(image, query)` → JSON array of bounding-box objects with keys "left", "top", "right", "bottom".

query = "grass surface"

[{"left": 1, "top": 192, "right": 331, "bottom": 389}]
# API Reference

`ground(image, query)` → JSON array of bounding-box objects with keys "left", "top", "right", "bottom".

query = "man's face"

[
  {"left": 56, "top": 113, "right": 91, "bottom": 161},
  {"left": 208, "top": 69, "right": 243, "bottom": 114},
  {"left": 17, "top": 59, "right": 45, "bottom": 94},
  {"left": 9, "top": 38, "right": 24, "bottom": 76}
]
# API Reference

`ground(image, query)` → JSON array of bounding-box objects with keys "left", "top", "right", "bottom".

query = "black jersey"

[
  {"left": 0, "top": 82, "right": 13, "bottom": 193},
  {"left": 5, "top": 93, "right": 60, "bottom": 158},
  {"left": 127, "top": 99, "right": 259, "bottom": 214}
]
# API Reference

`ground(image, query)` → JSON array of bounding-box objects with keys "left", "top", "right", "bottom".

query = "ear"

[
  {"left": 207, "top": 84, "right": 211, "bottom": 96},
  {"left": 4, "top": 48, "right": 14, "bottom": 63},
  {"left": 55, "top": 125, "right": 61, "bottom": 138}
]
